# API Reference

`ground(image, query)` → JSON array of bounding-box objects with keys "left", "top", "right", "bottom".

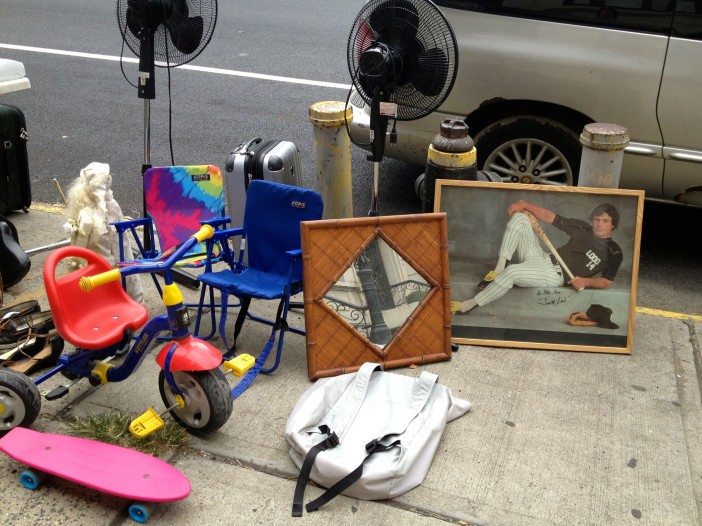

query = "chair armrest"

[
  {"left": 212, "top": 227, "right": 245, "bottom": 242},
  {"left": 111, "top": 216, "right": 151, "bottom": 233},
  {"left": 201, "top": 216, "right": 231, "bottom": 229},
  {"left": 110, "top": 216, "right": 156, "bottom": 262}
]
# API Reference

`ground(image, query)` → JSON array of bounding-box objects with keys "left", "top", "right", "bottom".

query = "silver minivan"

[{"left": 347, "top": 1, "right": 702, "bottom": 206}]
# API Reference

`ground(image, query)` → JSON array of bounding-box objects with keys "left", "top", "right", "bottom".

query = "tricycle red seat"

[{"left": 44, "top": 246, "right": 148, "bottom": 350}]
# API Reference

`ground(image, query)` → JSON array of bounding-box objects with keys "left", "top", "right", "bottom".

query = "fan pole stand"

[
  {"left": 368, "top": 91, "right": 389, "bottom": 217},
  {"left": 142, "top": 99, "right": 152, "bottom": 173},
  {"left": 141, "top": 98, "right": 153, "bottom": 249},
  {"left": 138, "top": 30, "right": 157, "bottom": 253}
]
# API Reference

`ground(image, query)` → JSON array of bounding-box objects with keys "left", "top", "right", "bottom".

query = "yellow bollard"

[{"left": 309, "top": 101, "right": 354, "bottom": 219}]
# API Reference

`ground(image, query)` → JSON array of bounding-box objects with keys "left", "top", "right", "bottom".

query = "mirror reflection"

[{"left": 323, "top": 236, "right": 431, "bottom": 347}]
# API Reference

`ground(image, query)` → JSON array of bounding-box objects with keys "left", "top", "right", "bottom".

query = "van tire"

[{"left": 473, "top": 115, "right": 582, "bottom": 186}]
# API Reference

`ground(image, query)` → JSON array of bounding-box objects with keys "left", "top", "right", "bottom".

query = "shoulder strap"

[
  {"left": 321, "top": 362, "right": 382, "bottom": 441},
  {"left": 385, "top": 370, "right": 437, "bottom": 436}
]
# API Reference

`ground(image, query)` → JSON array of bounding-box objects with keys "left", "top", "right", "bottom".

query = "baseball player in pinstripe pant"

[{"left": 452, "top": 200, "right": 623, "bottom": 314}]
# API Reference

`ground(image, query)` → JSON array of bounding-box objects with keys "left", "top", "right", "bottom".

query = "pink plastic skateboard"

[{"left": 0, "top": 427, "right": 191, "bottom": 523}]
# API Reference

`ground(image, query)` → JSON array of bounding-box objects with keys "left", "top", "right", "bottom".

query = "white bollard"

[
  {"left": 309, "top": 101, "right": 354, "bottom": 219},
  {"left": 577, "top": 123, "right": 630, "bottom": 189}
]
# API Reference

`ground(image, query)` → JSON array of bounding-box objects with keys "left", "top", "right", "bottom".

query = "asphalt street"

[{"left": 0, "top": 0, "right": 700, "bottom": 314}]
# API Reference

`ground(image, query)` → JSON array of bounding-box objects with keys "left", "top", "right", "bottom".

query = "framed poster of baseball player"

[{"left": 436, "top": 181, "right": 644, "bottom": 354}]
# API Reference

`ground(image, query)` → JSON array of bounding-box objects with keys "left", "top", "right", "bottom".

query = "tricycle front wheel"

[{"left": 158, "top": 369, "right": 232, "bottom": 435}]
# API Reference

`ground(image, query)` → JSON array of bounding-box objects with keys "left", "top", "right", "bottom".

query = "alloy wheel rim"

[{"left": 484, "top": 138, "right": 573, "bottom": 185}]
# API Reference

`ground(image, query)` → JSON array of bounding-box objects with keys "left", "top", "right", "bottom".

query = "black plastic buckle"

[
  {"left": 325, "top": 432, "right": 340, "bottom": 448},
  {"left": 365, "top": 438, "right": 379, "bottom": 453}
]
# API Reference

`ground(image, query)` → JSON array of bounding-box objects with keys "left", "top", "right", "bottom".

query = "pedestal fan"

[
  {"left": 117, "top": 0, "right": 217, "bottom": 174},
  {"left": 347, "top": 0, "right": 458, "bottom": 214}
]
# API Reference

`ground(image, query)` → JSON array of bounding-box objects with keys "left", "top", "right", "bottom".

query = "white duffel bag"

[{"left": 285, "top": 362, "right": 471, "bottom": 516}]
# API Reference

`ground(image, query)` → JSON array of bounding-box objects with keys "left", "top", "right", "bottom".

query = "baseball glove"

[{"left": 568, "top": 312, "right": 597, "bottom": 327}]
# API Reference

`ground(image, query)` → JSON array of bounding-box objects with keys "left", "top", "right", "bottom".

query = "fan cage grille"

[
  {"left": 117, "top": 0, "right": 217, "bottom": 67},
  {"left": 347, "top": 0, "right": 458, "bottom": 121}
]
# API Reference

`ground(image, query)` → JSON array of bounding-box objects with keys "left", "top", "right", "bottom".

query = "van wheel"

[{"left": 474, "top": 115, "right": 581, "bottom": 186}]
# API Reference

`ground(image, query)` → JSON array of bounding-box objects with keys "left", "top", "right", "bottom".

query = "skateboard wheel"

[
  {"left": 128, "top": 502, "right": 154, "bottom": 523},
  {"left": 19, "top": 469, "right": 46, "bottom": 490}
]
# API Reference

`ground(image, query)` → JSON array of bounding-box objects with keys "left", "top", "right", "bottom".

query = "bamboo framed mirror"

[{"left": 301, "top": 213, "right": 452, "bottom": 380}]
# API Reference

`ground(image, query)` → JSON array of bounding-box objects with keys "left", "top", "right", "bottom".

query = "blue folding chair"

[{"left": 195, "top": 180, "right": 323, "bottom": 399}]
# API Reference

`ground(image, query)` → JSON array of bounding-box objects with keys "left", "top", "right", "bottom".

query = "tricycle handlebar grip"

[
  {"left": 79, "top": 268, "right": 122, "bottom": 292},
  {"left": 193, "top": 224, "right": 215, "bottom": 242}
]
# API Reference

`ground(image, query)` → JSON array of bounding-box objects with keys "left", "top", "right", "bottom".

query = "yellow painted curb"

[
  {"left": 635, "top": 306, "right": 702, "bottom": 322},
  {"left": 31, "top": 202, "right": 66, "bottom": 214}
]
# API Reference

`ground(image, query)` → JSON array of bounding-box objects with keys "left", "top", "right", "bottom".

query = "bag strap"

[
  {"left": 322, "top": 362, "right": 382, "bottom": 441},
  {"left": 291, "top": 425, "right": 340, "bottom": 517},
  {"left": 302, "top": 370, "right": 439, "bottom": 515},
  {"left": 388, "top": 370, "right": 438, "bottom": 435}
]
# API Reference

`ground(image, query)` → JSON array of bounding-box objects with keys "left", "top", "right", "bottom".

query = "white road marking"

[{"left": 0, "top": 43, "right": 351, "bottom": 90}]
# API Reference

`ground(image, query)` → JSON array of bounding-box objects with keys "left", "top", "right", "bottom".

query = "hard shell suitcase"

[
  {"left": 0, "top": 104, "right": 31, "bottom": 214},
  {"left": 224, "top": 138, "right": 301, "bottom": 227}
]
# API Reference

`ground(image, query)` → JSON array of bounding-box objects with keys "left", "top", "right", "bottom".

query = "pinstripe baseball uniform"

[{"left": 475, "top": 212, "right": 623, "bottom": 307}]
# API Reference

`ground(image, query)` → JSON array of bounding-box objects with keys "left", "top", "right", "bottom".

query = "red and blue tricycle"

[{"left": 0, "top": 225, "right": 233, "bottom": 436}]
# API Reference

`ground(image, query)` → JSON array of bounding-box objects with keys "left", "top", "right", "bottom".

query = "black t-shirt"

[{"left": 552, "top": 215, "right": 623, "bottom": 281}]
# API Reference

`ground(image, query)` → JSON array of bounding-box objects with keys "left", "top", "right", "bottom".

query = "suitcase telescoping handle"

[
  {"left": 234, "top": 137, "right": 263, "bottom": 155},
  {"left": 225, "top": 138, "right": 263, "bottom": 172}
]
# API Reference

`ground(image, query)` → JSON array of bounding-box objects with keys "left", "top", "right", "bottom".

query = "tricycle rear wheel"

[
  {"left": 0, "top": 368, "right": 41, "bottom": 434},
  {"left": 158, "top": 369, "right": 232, "bottom": 435}
]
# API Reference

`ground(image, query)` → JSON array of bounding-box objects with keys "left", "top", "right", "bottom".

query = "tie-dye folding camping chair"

[{"left": 113, "top": 165, "right": 234, "bottom": 338}]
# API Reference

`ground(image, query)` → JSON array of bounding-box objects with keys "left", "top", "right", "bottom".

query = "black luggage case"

[{"left": 0, "top": 103, "right": 31, "bottom": 214}]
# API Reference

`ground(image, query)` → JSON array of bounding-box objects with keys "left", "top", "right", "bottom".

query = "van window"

[
  {"left": 435, "top": 0, "right": 675, "bottom": 34},
  {"left": 673, "top": 1, "right": 702, "bottom": 40}
]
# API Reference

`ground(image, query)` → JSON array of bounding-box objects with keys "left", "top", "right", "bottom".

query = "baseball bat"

[{"left": 523, "top": 211, "right": 583, "bottom": 292}]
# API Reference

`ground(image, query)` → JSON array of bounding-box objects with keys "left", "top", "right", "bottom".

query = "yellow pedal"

[
  {"left": 129, "top": 407, "right": 165, "bottom": 439},
  {"left": 223, "top": 354, "right": 255, "bottom": 377}
]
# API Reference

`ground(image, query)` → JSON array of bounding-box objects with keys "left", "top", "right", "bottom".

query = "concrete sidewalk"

[{"left": 1, "top": 205, "right": 701, "bottom": 526}]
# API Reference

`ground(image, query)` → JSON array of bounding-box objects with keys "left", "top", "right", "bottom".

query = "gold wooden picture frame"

[
  {"left": 301, "top": 213, "right": 452, "bottom": 379},
  {"left": 435, "top": 181, "right": 644, "bottom": 354}
]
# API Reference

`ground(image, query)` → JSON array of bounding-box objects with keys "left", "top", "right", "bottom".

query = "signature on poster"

[{"left": 536, "top": 289, "right": 567, "bottom": 306}]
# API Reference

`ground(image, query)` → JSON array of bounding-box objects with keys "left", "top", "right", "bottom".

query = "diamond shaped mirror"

[
  {"left": 301, "top": 213, "right": 452, "bottom": 380},
  {"left": 323, "top": 237, "right": 430, "bottom": 347}
]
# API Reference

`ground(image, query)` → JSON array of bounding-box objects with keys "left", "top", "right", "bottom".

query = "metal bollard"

[
  {"left": 309, "top": 101, "right": 353, "bottom": 219},
  {"left": 418, "top": 119, "right": 477, "bottom": 212},
  {"left": 416, "top": 119, "right": 499, "bottom": 212},
  {"left": 577, "top": 123, "right": 629, "bottom": 189}
]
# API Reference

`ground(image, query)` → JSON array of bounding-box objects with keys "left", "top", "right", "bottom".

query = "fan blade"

[
  {"left": 167, "top": 15, "right": 204, "bottom": 55},
  {"left": 368, "top": 0, "right": 419, "bottom": 41},
  {"left": 126, "top": 6, "right": 145, "bottom": 38},
  {"left": 355, "top": 18, "right": 378, "bottom": 62},
  {"left": 411, "top": 47, "right": 449, "bottom": 97}
]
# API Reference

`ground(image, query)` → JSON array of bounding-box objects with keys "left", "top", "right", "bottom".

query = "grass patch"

[{"left": 64, "top": 410, "right": 189, "bottom": 456}]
